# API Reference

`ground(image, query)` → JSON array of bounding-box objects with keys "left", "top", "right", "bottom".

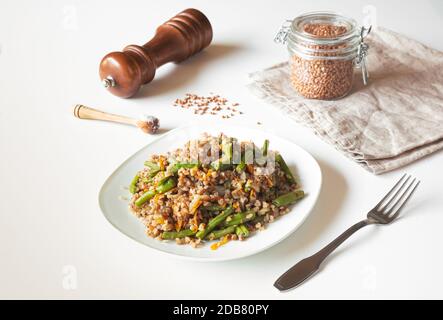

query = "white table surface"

[{"left": 1, "top": 0, "right": 443, "bottom": 299}]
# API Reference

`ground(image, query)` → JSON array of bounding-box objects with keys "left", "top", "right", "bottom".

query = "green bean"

[
  {"left": 196, "top": 206, "right": 234, "bottom": 239},
  {"left": 156, "top": 175, "right": 169, "bottom": 186},
  {"left": 235, "top": 225, "right": 250, "bottom": 238},
  {"left": 129, "top": 174, "right": 139, "bottom": 194},
  {"left": 156, "top": 178, "right": 176, "bottom": 193},
  {"left": 211, "top": 141, "right": 233, "bottom": 171},
  {"left": 236, "top": 142, "right": 247, "bottom": 173},
  {"left": 144, "top": 162, "right": 161, "bottom": 178},
  {"left": 134, "top": 178, "right": 176, "bottom": 207},
  {"left": 210, "top": 159, "right": 232, "bottom": 171},
  {"left": 141, "top": 177, "right": 153, "bottom": 184},
  {"left": 203, "top": 205, "right": 225, "bottom": 211},
  {"left": 161, "top": 229, "right": 196, "bottom": 240},
  {"left": 244, "top": 180, "right": 252, "bottom": 192},
  {"left": 254, "top": 139, "right": 270, "bottom": 167},
  {"left": 276, "top": 154, "right": 295, "bottom": 184},
  {"left": 148, "top": 170, "right": 161, "bottom": 178},
  {"left": 262, "top": 139, "right": 269, "bottom": 157},
  {"left": 207, "top": 225, "right": 236, "bottom": 240},
  {"left": 273, "top": 190, "right": 305, "bottom": 207},
  {"left": 144, "top": 161, "right": 160, "bottom": 171},
  {"left": 236, "top": 162, "right": 246, "bottom": 173},
  {"left": 224, "top": 210, "right": 256, "bottom": 227},
  {"left": 213, "top": 162, "right": 233, "bottom": 171},
  {"left": 240, "top": 225, "right": 250, "bottom": 237},
  {"left": 135, "top": 189, "right": 156, "bottom": 207},
  {"left": 222, "top": 141, "right": 233, "bottom": 163},
  {"left": 170, "top": 162, "right": 199, "bottom": 174}
]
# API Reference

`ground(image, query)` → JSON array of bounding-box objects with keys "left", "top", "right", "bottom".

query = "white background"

[{"left": 1, "top": 0, "right": 443, "bottom": 299}]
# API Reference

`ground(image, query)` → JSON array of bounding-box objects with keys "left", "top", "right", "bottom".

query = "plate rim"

[{"left": 98, "top": 123, "right": 322, "bottom": 262}]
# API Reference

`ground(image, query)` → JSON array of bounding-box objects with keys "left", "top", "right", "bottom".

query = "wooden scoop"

[{"left": 73, "top": 104, "right": 159, "bottom": 134}]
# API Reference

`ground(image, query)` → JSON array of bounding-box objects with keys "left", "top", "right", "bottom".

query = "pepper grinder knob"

[{"left": 99, "top": 8, "right": 213, "bottom": 98}]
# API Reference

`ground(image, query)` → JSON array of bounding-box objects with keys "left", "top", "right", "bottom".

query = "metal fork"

[{"left": 274, "top": 174, "right": 420, "bottom": 291}]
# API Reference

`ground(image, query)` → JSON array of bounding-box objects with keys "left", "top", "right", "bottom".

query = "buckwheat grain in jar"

[{"left": 275, "top": 12, "right": 371, "bottom": 100}]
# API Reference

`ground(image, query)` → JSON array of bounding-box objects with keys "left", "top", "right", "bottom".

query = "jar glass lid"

[{"left": 289, "top": 11, "right": 359, "bottom": 45}]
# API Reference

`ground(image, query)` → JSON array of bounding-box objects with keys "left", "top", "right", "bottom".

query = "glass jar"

[{"left": 275, "top": 12, "right": 371, "bottom": 100}]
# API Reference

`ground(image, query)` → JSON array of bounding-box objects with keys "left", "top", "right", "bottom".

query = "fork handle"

[{"left": 274, "top": 219, "right": 372, "bottom": 291}]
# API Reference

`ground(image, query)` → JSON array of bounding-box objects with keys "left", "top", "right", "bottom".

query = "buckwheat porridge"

[{"left": 128, "top": 133, "right": 304, "bottom": 250}]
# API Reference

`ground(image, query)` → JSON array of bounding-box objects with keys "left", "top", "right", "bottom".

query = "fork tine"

[
  {"left": 388, "top": 180, "right": 420, "bottom": 221},
  {"left": 375, "top": 174, "right": 408, "bottom": 211},
  {"left": 383, "top": 176, "right": 414, "bottom": 213}
]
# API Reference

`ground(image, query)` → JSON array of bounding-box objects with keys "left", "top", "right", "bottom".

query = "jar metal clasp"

[
  {"left": 356, "top": 26, "right": 372, "bottom": 85},
  {"left": 274, "top": 20, "right": 293, "bottom": 44}
]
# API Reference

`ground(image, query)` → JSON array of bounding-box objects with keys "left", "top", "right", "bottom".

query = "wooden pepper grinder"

[{"left": 99, "top": 8, "right": 213, "bottom": 98}]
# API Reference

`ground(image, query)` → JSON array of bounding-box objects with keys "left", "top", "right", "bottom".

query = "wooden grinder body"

[{"left": 99, "top": 8, "right": 212, "bottom": 98}]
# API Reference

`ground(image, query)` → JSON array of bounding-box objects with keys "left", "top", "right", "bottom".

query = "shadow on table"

[
  {"left": 152, "top": 126, "right": 173, "bottom": 135},
  {"left": 133, "top": 43, "right": 243, "bottom": 99},
  {"left": 240, "top": 159, "right": 348, "bottom": 267}
]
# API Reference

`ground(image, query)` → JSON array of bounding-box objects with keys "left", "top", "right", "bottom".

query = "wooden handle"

[
  {"left": 73, "top": 104, "right": 137, "bottom": 126},
  {"left": 99, "top": 8, "right": 213, "bottom": 98}
]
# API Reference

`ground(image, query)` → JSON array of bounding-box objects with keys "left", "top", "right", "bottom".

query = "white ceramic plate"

[{"left": 99, "top": 124, "right": 322, "bottom": 261}]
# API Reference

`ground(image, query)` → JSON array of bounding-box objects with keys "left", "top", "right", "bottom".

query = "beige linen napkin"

[{"left": 248, "top": 27, "right": 443, "bottom": 174}]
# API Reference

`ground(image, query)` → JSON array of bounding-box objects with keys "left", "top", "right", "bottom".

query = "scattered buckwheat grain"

[{"left": 173, "top": 93, "right": 242, "bottom": 119}]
